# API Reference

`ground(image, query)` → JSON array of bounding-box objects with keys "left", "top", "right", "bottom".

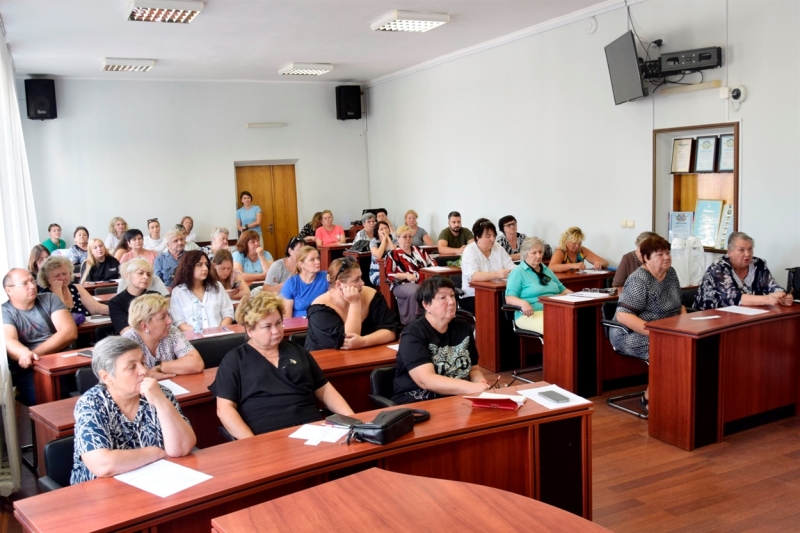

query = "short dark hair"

[
  {"left": 124, "top": 229, "right": 143, "bottom": 243},
  {"left": 376, "top": 220, "right": 391, "bottom": 234},
  {"left": 240, "top": 190, "right": 252, "bottom": 202},
  {"left": 416, "top": 275, "right": 456, "bottom": 306},
  {"left": 447, "top": 211, "right": 461, "bottom": 220},
  {"left": 375, "top": 208, "right": 388, "bottom": 216},
  {"left": 285, "top": 236, "right": 303, "bottom": 257},
  {"left": 73, "top": 226, "right": 89, "bottom": 238},
  {"left": 172, "top": 250, "right": 217, "bottom": 291},
  {"left": 639, "top": 236, "right": 671, "bottom": 262},
  {"left": 472, "top": 218, "right": 497, "bottom": 239},
  {"left": 47, "top": 223, "right": 61, "bottom": 231},
  {"left": 498, "top": 216, "right": 516, "bottom": 231}
]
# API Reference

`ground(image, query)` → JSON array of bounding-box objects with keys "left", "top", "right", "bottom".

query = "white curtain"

[{"left": 0, "top": 29, "right": 39, "bottom": 494}]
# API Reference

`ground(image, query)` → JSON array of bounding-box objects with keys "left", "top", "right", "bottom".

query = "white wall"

[
  {"left": 18, "top": 79, "right": 369, "bottom": 244},
  {"left": 366, "top": 0, "right": 800, "bottom": 278}
]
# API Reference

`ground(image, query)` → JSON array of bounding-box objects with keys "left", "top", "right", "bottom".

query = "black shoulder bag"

[{"left": 346, "top": 408, "right": 430, "bottom": 445}]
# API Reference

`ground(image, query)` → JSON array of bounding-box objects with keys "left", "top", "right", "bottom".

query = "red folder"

[{"left": 464, "top": 396, "right": 522, "bottom": 410}]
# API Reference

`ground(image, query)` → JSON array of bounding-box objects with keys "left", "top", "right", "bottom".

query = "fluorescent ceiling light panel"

[
  {"left": 127, "top": 0, "right": 204, "bottom": 23},
  {"left": 371, "top": 10, "right": 449, "bottom": 33},
  {"left": 278, "top": 63, "right": 333, "bottom": 76},
  {"left": 102, "top": 58, "right": 156, "bottom": 72}
]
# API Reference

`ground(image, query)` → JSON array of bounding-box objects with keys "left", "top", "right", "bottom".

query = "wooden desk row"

[
  {"left": 17, "top": 382, "right": 594, "bottom": 532},
  {"left": 28, "top": 343, "right": 398, "bottom": 477}
]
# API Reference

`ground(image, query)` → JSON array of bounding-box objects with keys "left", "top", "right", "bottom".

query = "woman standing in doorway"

[{"left": 236, "top": 191, "right": 262, "bottom": 243}]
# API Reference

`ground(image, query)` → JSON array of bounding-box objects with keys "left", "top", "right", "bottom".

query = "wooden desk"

[
  {"left": 541, "top": 294, "right": 646, "bottom": 398},
  {"left": 317, "top": 243, "right": 351, "bottom": 270},
  {"left": 29, "top": 343, "right": 397, "bottom": 475},
  {"left": 16, "top": 382, "right": 593, "bottom": 532},
  {"left": 33, "top": 321, "right": 308, "bottom": 404},
  {"left": 212, "top": 468, "right": 608, "bottom": 533},
  {"left": 420, "top": 265, "right": 461, "bottom": 280},
  {"left": 79, "top": 281, "right": 118, "bottom": 295},
  {"left": 646, "top": 305, "right": 800, "bottom": 450}
]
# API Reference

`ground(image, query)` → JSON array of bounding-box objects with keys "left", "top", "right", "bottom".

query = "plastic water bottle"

[{"left": 192, "top": 298, "right": 203, "bottom": 334}]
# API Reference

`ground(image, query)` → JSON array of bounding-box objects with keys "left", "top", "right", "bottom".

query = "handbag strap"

[{"left": 33, "top": 298, "right": 57, "bottom": 335}]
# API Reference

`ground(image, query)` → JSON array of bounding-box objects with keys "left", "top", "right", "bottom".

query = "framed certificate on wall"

[
  {"left": 718, "top": 134, "right": 735, "bottom": 172},
  {"left": 694, "top": 136, "right": 718, "bottom": 173},
  {"left": 671, "top": 138, "right": 693, "bottom": 173}
]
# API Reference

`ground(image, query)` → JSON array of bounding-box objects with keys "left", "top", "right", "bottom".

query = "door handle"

[{"left": 268, "top": 223, "right": 274, "bottom": 234}]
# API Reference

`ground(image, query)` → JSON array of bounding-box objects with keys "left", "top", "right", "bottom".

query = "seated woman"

[
  {"left": 108, "top": 259, "right": 161, "bottom": 334},
  {"left": 70, "top": 336, "right": 196, "bottom": 484},
  {"left": 119, "top": 229, "right": 159, "bottom": 265},
  {"left": 104, "top": 216, "right": 128, "bottom": 251},
  {"left": 354, "top": 212, "right": 376, "bottom": 242},
  {"left": 549, "top": 226, "right": 609, "bottom": 273},
  {"left": 610, "top": 235, "right": 685, "bottom": 412},
  {"left": 263, "top": 237, "right": 303, "bottom": 293},
  {"left": 505, "top": 237, "right": 571, "bottom": 333},
  {"left": 375, "top": 209, "right": 395, "bottom": 236},
  {"left": 404, "top": 210, "right": 433, "bottom": 247},
  {"left": 305, "top": 257, "right": 398, "bottom": 351},
  {"left": 112, "top": 238, "right": 130, "bottom": 262},
  {"left": 386, "top": 225, "right": 435, "bottom": 325},
  {"left": 612, "top": 231, "right": 659, "bottom": 287},
  {"left": 38, "top": 256, "right": 109, "bottom": 317},
  {"left": 202, "top": 226, "right": 230, "bottom": 260},
  {"left": 68, "top": 226, "right": 90, "bottom": 266},
  {"left": 42, "top": 223, "right": 66, "bottom": 253},
  {"left": 299, "top": 212, "right": 322, "bottom": 244},
  {"left": 180, "top": 216, "right": 196, "bottom": 242},
  {"left": 210, "top": 291, "right": 354, "bottom": 438},
  {"left": 460, "top": 218, "right": 515, "bottom": 314},
  {"left": 279, "top": 246, "right": 328, "bottom": 318},
  {"left": 369, "top": 221, "right": 397, "bottom": 287},
  {"left": 28, "top": 244, "right": 50, "bottom": 280},
  {"left": 392, "top": 276, "right": 491, "bottom": 404},
  {"left": 232, "top": 230, "right": 274, "bottom": 283},
  {"left": 211, "top": 249, "right": 250, "bottom": 301},
  {"left": 170, "top": 250, "right": 234, "bottom": 332},
  {"left": 122, "top": 294, "right": 205, "bottom": 376},
  {"left": 144, "top": 218, "right": 166, "bottom": 253},
  {"left": 695, "top": 231, "right": 793, "bottom": 309},
  {"left": 496, "top": 215, "right": 527, "bottom": 261},
  {"left": 80, "top": 239, "right": 121, "bottom": 283},
  {"left": 314, "top": 210, "right": 346, "bottom": 246}
]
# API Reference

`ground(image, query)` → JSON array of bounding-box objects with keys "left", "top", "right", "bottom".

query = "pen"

[{"left": 222, "top": 326, "right": 232, "bottom": 332}]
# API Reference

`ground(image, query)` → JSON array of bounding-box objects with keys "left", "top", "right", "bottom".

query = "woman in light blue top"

[
  {"left": 505, "top": 237, "right": 571, "bottom": 334},
  {"left": 232, "top": 230, "right": 273, "bottom": 283},
  {"left": 279, "top": 246, "right": 328, "bottom": 318},
  {"left": 236, "top": 190, "right": 262, "bottom": 240}
]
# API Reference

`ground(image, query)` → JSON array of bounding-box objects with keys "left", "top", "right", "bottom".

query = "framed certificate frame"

[
  {"left": 718, "top": 134, "right": 735, "bottom": 172},
  {"left": 694, "top": 136, "right": 717, "bottom": 173},
  {"left": 671, "top": 138, "right": 693, "bottom": 173}
]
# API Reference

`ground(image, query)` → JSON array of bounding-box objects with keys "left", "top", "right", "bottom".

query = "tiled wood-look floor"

[{"left": 4, "top": 373, "right": 800, "bottom": 532}]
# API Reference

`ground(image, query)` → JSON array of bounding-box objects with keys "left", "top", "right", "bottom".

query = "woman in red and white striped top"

[{"left": 386, "top": 225, "right": 435, "bottom": 325}]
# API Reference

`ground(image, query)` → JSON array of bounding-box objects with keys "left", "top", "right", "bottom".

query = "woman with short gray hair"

[
  {"left": 354, "top": 213, "right": 377, "bottom": 242},
  {"left": 202, "top": 227, "right": 230, "bottom": 261},
  {"left": 71, "top": 336, "right": 196, "bottom": 484}
]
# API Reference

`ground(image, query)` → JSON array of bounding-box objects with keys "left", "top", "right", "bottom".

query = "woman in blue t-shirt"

[
  {"left": 236, "top": 191, "right": 262, "bottom": 241},
  {"left": 278, "top": 246, "right": 327, "bottom": 318},
  {"left": 232, "top": 230, "right": 274, "bottom": 283}
]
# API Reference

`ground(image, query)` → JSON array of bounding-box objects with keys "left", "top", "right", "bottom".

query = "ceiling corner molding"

[{"left": 366, "top": 0, "right": 645, "bottom": 88}]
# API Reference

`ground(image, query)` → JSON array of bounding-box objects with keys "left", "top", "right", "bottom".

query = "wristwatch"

[{"left": 154, "top": 363, "right": 162, "bottom": 374}]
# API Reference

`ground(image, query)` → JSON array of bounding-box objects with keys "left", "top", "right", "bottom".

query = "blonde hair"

[
  {"left": 80, "top": 238, "right": 111, "bottom": 283},
  {"left": 128, "top": 294, "right": 169, "bottom": 330},
  {"left": 180, "top": 216, "right": 193, "bottom": 230},
  {"left": 108, "top": 217, "right": 128, "bottom": 234},
  {"left": 121, "top": 258, "right": 153, "bottom": 280},
  {"left": 558, "top": 226, "right": 586, "bottom": 251},
  {"left": 395, "top": 225, "right": 412, "bottom": 237},
  {"left": 236, "top": 291, "right": 285, "bottom": 328},
  {"left": 404, "top": 210, "right": 418, "bottom": 220},
  {"left": 37, "top": 256, "right": 74, "bottom": 288},
  {"left": 295, "top": 246, "right": 319, "bottom": 274},
  {"left": 321, "top": 209, "right": 333, "bottom": 219}
]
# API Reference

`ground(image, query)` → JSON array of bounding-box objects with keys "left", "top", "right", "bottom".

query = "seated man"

[
  {"left": 695, "top": 231, "right": 793, "bottom": 309},
  {"left": 437, "top": 211, "right": 475, "bottom": 255},
  {"left": 153, "top": 229, "right": 186, "bottom": 288},
  {"left": 2, "top": 269, "right": 78, "bottom": 405}
]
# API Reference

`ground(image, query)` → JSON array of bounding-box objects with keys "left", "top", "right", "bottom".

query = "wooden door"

[{"left": 235, "top": 165, "right": 299, "bottom": 261}]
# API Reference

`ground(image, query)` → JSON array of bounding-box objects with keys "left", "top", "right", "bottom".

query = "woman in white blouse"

[
  {"left": 144, "top": 218, "right": 167, "bottom": 253},
  {"left": 104, "top": 216, "right": 128, "bottom": 251},
  {"left": 169, "top": 250, "right": 234, "bottom": 332},
  {"left": 459, "top": 218, "right": 514, "bottom": 314}
]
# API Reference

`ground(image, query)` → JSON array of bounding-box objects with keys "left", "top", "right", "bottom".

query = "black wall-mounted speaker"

[
  {"left": 336, "top": 85, "right": 361, "bottom": 120},
  {"left": 25, "top": 79, "right": 57, "bottom": 120}
]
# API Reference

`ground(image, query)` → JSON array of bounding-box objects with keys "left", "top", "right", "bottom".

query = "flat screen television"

[{"left": 605, "top": 31, "right": 646, "bottom": 105}]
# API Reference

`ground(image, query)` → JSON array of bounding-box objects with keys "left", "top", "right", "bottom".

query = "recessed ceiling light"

[
  {"left": 127, "top": 0, "right": 204, "bottom": 23},
  {"left": 371, "top": 10, "right": 449, "bottom": 33},
  {"left": 102, "top": 58, "right": 156, "bottom": 72},
  {"left": 278, "top": 63, "right": 333, "bottom": 76}
]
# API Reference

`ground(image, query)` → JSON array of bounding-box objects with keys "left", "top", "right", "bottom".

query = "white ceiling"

[{"left": 0, "top": 0, "right": 606, "bottom": 83}]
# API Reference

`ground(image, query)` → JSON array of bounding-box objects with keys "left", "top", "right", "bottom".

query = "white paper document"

[
  {"left": 387, "top": 344, "right": 399, "bottom": 351},
  {"left": 289, "top": 424, "right": 350, "bottom": 446},
  {"left": 424, "top": 266, "right": 455, "bottom": 272},
  {"left": 575, "top": 270, "right": 609, "bottom": 275},
  {"left": 200, "top": 331, "right": 234, "bottom": 338},
  {"left": 570, "top": 291, "right": 610, "bottom": 299},
  {"left": 114, "top": 460, "right": 212, "bottom": 498},
  {"left": 517, "top": 384, "right": 591, "bottom": 410},
  {"left": 474, "top": 391, "right": 526, "bottom": 406},
  {"left": 158, "top": 379, "right": 190, "bottom": 396},
  {"left": 86, "top": 316, "right": 111, "bottom": 323},
  {"left": 718, "top": 306, "right": 769, "bottom": 316},
  {"left": 691, "top": 315, "right": 721, "bottom": 320},
  {"left": 548, "top": 295, "right": 595, "bottom": 303}
]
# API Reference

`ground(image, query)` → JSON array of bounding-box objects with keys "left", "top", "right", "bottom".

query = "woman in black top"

[
  {"left": 210, "top": 291, "right": 354, "bottom": 438},
  {"left": 80, "top": 238, "right": 121, "bottom": 283},
  {"left": 392, "top": 276, "right": 491, "bottom": 404},
  {"left": 107, "top": 258, "right": 159, "bottom": 334},
  {"left": 304, "top": 257, "right": 398, "bottom": 352}
]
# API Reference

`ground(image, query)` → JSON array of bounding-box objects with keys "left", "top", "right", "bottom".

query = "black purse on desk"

[{"left": 346, "top": 408, "right": 430, "bottom": 445}]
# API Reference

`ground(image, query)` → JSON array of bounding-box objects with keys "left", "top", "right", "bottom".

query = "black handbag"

[
  {"left": 346, "top": 408, "right": 429, "bottom": 445},
  {"left": 349, "top": 240, "right": 371, "bottom": 253}
]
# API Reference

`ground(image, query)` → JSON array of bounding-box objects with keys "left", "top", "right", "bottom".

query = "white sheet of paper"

[
  {"left": 114, "top": 459, "right": 212, "bottom": 498},
  {"left": 570, "top": 291, "right": 610, "bottom": 299},
  {"left": 718, "top": 306, "right": 769, "bottom": 316},
  {"left": 201, "top": 331, "right": 235, "bottom": 338},
  {"left": 517, "top": 384, "right": 592, "bottom": 410},
  {"left": 424, "top": 266, "right": 454, "bottom": 272},
  {"left": 61, "top": 352, "right": 79, "bottom": 358},
  {"left": 158, "top": 379, "right": 190, "bottom": 396},
  {"left": 288, "top": 424, "right": 349, "bottom": 446},
  {"left": 691, "top": 315, "right": 721, "bottom": 320},
  {"left": 475, "top": 391, "right": 526, "bottom": 406},
  {"left": 575, "top": 270, "right": 609, "bottom": 275},
  {"left": 387, "top": 344, "right": 399, "bottom": 351},
  {"left": 548, "top": 295, "right": 594, "bottom": 303},
  {"left": 86, "top": 316, "right": 111, "bottom": 323}
]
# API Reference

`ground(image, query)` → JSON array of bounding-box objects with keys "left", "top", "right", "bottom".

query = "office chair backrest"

[
  {"left": 787, "top": 268, "right": 800, "bottom": 296},
  {"left": 190, "top": 333, "right": 246, "bottom": 368},
  {"left": 434, "top": 255, "right": 460, "bottom": 267},
  {"left": 368, "top": 366, "right": 397, "bottom": 408},
  {"left": 75, "top": 367, "right": 99, "bottom": 394},
  {"left": 601, "top": 301, "right": 618, "bottom": 322},
  {"left": 93, "top": 286, "right": 118, "bottom": 295},
  {"left": 681, "top": 287, "right": 699, "bottom": 310},
  {"left": 39, "top": 435, "right": 75, "bottom": 491},
  {"left": 289, "top": 332, "right": 307, "bottom": 346}
]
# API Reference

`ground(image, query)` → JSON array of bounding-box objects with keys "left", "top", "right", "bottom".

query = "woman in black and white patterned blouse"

[{"left": 496, "top": 215, "right": 527, "bottom": 261}]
